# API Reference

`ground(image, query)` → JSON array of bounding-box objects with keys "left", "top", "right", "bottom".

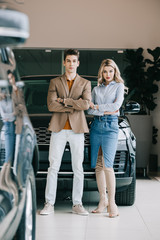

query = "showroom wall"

[
  {"left": 17, "top": 0, "right": 160, "bottom": 169},
  {"left": 18, "top": 0, "right": 159, "bottom": 49}
]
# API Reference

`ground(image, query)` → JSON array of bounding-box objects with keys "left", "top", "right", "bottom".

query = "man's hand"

[
  {"left": 57, "top": 98, "right": 65, "bottom": 104},
  {"left": 90, "top": 101, "right": 94, "bottom": 109}
]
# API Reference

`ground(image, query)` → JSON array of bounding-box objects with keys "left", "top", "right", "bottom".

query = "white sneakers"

[
  {"left": 40, "top": 202, "right": 54, "bottom": 215},
  {"left": 72, "top": 204, "right": 89, "bottom": 216},
  {"left": 40, "top": 203, "right": 89, "bottom": 216}
]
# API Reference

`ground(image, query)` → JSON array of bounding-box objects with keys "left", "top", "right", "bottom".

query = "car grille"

[
  {"left": 114, "top": 151, "right": 127, "bottom": 173},
  {"left": 34, "top": 127, "right": 51, "bottom": 145},
  {"left": 0, "top": 148, "right": 5, "bottom": 167},
  {"left": 34, "top": 127, "right": 90, "bottom": 145}
]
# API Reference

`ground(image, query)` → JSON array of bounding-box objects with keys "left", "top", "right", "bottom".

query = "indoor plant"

[
  {"left": 123, "top": 47, "right": 160, "bottom": 175},
  {"left": 123, "top": 47, "right": 160, "bottom": 115}
]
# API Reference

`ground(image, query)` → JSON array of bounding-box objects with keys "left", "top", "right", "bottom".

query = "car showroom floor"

[{"left": 36, "top": 175, "right": 160, "bottom": 240}]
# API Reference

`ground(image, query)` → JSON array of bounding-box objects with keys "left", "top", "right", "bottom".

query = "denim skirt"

[
  {"left": 4, "top": 121, "right": 16, "bottom": 163},
  {"left": 90, "top": 115, "right": 119, "bottom": 169}
]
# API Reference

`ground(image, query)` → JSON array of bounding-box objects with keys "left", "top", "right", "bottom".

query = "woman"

[{"left": 88, "top": 59, "right": 124, "bottom": 218}]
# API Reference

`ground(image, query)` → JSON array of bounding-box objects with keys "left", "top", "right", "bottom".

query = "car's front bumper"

[{"left": 36, "top": 172, "right": 133, "bottom": 191}]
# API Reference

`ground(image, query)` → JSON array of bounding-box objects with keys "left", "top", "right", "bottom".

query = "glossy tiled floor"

[{"left": 36, "top": 177, "right": 160, "bottom": 240}]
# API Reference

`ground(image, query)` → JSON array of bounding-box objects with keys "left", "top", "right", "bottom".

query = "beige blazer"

[
  {"left": 12, "top": 88, "right": 27, "bottom": 134},
  {"left": 47, "top": 74, "right": 91, "bottom": 133}
]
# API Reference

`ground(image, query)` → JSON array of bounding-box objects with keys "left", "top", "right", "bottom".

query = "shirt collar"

[
  {"left": 101, "top": 80, "right": 116, "bottom": 87},
  {"left": 66, "top": 74, "right": 77, "bottom": 82}
]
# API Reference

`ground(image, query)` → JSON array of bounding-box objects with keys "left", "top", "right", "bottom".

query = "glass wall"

[
  {"left": 13, "top": 48, "right": 127, "bottom": 80},
  {"left": 13, "top": 49, "right": 62, "bottom": 76}
]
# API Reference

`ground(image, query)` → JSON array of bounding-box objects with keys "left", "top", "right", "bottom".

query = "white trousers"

[{"left": 45, "top": 130, "right": 84, "bottom": 205}]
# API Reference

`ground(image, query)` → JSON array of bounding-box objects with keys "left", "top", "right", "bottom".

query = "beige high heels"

[
  {"left": 92, "top": 200, "right": 108, "bottom": 213},
  {"left": 107, "top": 204, "right": 119, "bottom": 218}
]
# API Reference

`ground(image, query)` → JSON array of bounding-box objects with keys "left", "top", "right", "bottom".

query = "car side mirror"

[{"left": 123, "top": 101, "right": 140, "bottom": 114}]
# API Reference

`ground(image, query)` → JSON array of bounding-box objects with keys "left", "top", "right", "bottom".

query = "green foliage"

[
  {"left": 152, "top": 126, "right": 158, "bottom": 144},
  {"left": 123, "top": 47, "right": 160, "bottom": 114}
]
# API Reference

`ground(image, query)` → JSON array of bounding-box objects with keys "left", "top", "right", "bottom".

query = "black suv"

[
  {"left": 0, "top": 4, "right": 38, "bottom": 240},
  {"left": 21, "top": 74, "right": 140, "bottom": 206}
]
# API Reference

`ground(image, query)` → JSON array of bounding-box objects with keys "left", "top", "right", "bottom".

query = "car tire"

[
  {"left": 16, "top": 166, "right": 36, "bottom": 240},
  {"left": 0, "top": 191, "right": 12, "bottom": 221},
  {"left": 115, "top": 172, "right": 136, "bottom": 206}
]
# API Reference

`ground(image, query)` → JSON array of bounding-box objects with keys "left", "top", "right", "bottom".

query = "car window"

[{"left": 24, "top": 79, "right": 49, "bottom": 114}]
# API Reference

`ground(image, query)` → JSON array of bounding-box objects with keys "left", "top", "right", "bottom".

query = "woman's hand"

[
  {"left": 90, "top": 101, "right": 99, "bottom": 110},
  {"left": 104, "top": 109, "right": 119, "bottom": 115}
]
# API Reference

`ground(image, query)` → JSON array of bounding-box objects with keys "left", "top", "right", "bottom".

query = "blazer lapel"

[
  {"left": 60, "top": 74, "right": 69, "bottom": 97},
  {"left": 69, "top": 74, "right": 80, "bottom": 97}
]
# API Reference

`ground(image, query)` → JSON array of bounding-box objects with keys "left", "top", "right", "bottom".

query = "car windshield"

[
  {"left": 23, "top": 79, "right": 49, "bottom": 114},
  {"left": 23, "top": 76, "right": 98, "bottom": 114}
]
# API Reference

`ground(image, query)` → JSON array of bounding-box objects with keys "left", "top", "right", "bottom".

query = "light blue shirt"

[
  {"left": 87, "top": 81, "right": 124, "bottom": 116},
  {"left": 0, "top": 98, "right": 15, "bottom": 122}
]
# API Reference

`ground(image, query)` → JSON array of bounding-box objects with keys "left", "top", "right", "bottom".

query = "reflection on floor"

[
  {"left": 149, "top": 171, "right": 160, "bottom": 182},
  {"left": 36, "top": 177, "right": 160, "bottom": 240}
]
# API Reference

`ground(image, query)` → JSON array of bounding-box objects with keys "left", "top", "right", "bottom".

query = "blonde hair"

[{"left": 98, "top": 59, "right": 124, "bottom": 85}]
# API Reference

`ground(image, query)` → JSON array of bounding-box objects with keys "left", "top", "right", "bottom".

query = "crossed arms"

[{"left": 47, "top": 79, "right": 91, "bottom": 113}]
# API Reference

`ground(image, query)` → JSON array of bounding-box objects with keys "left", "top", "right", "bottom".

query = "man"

[{"left": 40, "top": 49, "right": 91, "bottom": 216}]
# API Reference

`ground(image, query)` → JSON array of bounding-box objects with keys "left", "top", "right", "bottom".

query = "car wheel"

[
  {"left": 115, "top": 172, "right": 136, "bottom": 206},
  {"left": 16, "top": 166, "right": 36, "bottom": 240},
  {"left": 0, "top": 191, "right": 12, "bottom": 221}
]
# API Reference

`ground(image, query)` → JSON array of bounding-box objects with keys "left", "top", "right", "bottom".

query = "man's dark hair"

[{"left": 64, "top": 49, "right": 80, "bottom": 61}]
